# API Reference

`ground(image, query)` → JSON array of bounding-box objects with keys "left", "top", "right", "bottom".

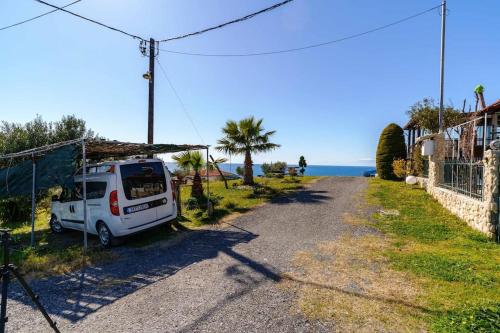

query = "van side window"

[
  {"left": 60, "top": 187, "right": 72, "bottom": 202},
  {"left": 120, "top": 162, "right": 166, "bottom": 200},
  {"left": 71, "top": 182, "right": 108, "bottom": 201}
]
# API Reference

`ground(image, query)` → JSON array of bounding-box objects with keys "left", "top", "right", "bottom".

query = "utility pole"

[
  {"left": 148, "top": 38, "right": 155, "bottom": 144},
  {"left": 438, "top": 0, "right": 446, "bottom": 133}
]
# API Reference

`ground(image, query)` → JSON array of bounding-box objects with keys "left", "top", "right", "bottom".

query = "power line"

[
  {"left": 159, "top": 0, "right": 294, "bottom": 43},
  {"left": 159, "top": 4, "right": 442, "bottom": 57},
  {"left": 0, "top": 0, "right": 82, "bottom": 32},
  {"left": 155, "top": 58, "right": 206, "bottom": 144},
  {"left": 34, "top": 0, "right": 145, "bottom": 40}
]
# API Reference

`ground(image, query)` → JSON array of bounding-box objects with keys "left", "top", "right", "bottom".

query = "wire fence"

[{"left": 439, "top": 159, "right": 484, "bottom": 200}]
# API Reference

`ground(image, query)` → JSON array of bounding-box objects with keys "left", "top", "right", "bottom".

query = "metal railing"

[{"left": 439, "top": 159, "right": 484, "bottom": 200}]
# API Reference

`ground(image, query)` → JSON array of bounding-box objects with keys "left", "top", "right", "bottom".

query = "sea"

[{"left": 165, "top": 163, "right": 375, "bottom": 177}]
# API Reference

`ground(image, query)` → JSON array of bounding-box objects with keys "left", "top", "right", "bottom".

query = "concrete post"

[
  {"left": 428, "top": 133, "right": 445, "bottom": 187},
  {"left": 482, "top": 150, "right": 499, "bottom": 237}
]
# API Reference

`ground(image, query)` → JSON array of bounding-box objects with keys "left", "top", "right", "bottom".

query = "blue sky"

[{"left": 1, "top": 0, "right": 499, "bottom": 165}]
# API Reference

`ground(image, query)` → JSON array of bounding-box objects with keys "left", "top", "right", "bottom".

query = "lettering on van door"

[{"left": 123, "top": 198, "right": 167, "bottom": 215}]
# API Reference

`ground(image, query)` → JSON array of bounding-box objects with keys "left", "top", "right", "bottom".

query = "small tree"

[
  {"left": 298, "top": 156, "right": 307, "bottom": 175},
  {"left": 235, "top": 166, "right": 244, "bottom": 177},
  {"left": 407, "top": 98, "right": 463, "bottom": 133},
  {"left": 172, "top": 151, "right": 205, "bottom": 199},
  {"left": 376, "top": 123, "right": 407, "bottom": 180},
  {"left": 261, "top": 163, "right": 272, "bottom": 176}
]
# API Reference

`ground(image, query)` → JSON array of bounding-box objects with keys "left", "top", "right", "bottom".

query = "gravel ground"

[{"left": 5, "top": 176, "right": 368, "bottom": 333}]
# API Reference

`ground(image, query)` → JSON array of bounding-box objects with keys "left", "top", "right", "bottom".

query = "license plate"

[{"left": 126, "top": 203, "right": 150, "bottom": 214}]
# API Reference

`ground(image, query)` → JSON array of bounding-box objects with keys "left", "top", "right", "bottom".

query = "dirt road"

[{"left": 7, "top": 177, "right": 368, "bottom": 332}]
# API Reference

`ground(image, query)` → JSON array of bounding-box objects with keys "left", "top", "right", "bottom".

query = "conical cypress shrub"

[{"left": 376, "top": 123, "right": 407, "bottom": 180}]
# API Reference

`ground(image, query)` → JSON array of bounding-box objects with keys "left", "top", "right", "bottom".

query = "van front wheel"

[{"left": 97, "top": 222, "right": 115, "bottom": 248}]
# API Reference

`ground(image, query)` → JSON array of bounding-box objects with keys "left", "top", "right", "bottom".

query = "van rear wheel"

[
  {"left": 50, "top": 215, "right": 64, "bottom": 234},
  {"left": 97, "top": 222, "right": 116, "bottom": 248}
]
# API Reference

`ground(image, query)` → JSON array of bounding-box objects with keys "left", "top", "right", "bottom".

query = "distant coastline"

[{"left": 165, "top": 162, "right": 375, "bottom": 177}]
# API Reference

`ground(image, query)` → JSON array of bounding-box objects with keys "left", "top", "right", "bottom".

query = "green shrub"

[
  {"left": 185, "top": 197, "right": 199, "bottom": 210},
  {"left": 411, "top": 143, "right": 424, "bottom": 176},
  {"left": 262, "top": 161, "right": 287, "bottom": 177},
  {"left": 0, "top": 197, "right": 31, "bottom": 224},
  {"left": 376, "top": 123, "right": 406, "bottom": 180},
  {"left": 392, "top": 158, "right": 407, "bottom": 179},
  {"left": 224, "top": 200, "right": 237, "bottom": 210},
  {"left": 208, "top": 193, "right": 223, "bottom": 207}
]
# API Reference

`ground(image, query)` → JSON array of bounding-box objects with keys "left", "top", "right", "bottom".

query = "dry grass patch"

[
  {"left": 281, "top": 232, "right": 429, "bottom": 332},
  {"left": 342, "top": 212, "right": 368, "bottom": 226}
]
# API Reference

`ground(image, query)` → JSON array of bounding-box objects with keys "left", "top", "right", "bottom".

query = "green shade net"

[{"left": 0, "top": 144, "right": 79, "bottom": 198}]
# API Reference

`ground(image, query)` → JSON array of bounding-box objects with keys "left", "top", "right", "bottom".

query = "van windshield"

[{"left": 120, "top": 162, "right": 166, "bottom": 200}]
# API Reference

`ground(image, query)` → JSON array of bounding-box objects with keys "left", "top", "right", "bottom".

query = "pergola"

[{"left": 0, "top": 139, "right": 209, "bottom": 251}]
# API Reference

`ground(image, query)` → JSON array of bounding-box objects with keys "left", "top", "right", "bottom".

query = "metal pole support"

[
  {"left": 30, "top": 154, "right": 36, "bottom": 247},
  {"left": 438, "top": 0, "right": 446, "bottom": 133},
  {"left": 82, "top": 139, "right": 88, "bottom": 253},
  {"left": 206, "top": 147, "right": 212, "bottom": 216}
]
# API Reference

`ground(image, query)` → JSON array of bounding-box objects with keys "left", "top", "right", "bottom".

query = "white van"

[{"left": 50, "top": 158, "right": 177, "bottom": 247}]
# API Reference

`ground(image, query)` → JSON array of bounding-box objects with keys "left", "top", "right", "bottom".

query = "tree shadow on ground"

[
  {"left": 270, "top": 189, "right": 331, "bottom": 205},
  {"left": 173, "top": 240, "right": 435, "bottom": 333},
  {"left": 7, "top": 228, "right": 258, "bottom": 323}
]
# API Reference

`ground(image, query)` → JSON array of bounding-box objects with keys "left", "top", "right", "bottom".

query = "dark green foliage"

[
  {"left": 0, "top": 197, "right": 31, "bottom": 224},
  {"left": 376, "top": 123, "right": 406, "bottom": 180},
  {"left": 0, "top": 115, "right": 96, "bottom": 224},
  {"left": 0, "top": 114, "right": 96, "bottom": 156},
  {"left": 235, "top": 166, "right": 244, "bottom": 176}
]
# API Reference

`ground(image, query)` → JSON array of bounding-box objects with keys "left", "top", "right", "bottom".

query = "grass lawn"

[
  {"left": 367, "top": 178, "right": 500, "bottom": 332},
  {"left": 0, "top": 176, "right": 319, "bottom": 277}
]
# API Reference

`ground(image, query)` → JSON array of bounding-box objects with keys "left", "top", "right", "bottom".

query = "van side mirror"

[{"left": 52, "top": 195, "right": 60, "bottom": 202}]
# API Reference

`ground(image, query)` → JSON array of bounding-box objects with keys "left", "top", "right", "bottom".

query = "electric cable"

[
  {"left": 156, "top": 58, "right": 206, "bottom": 144},
  {"left": 0, "top": 0, "right": 82, "bottom": 31},
  {"left": 159, "top": 0, "right": 294, "bottom": 42},
  {"left": 158, "top": 4, "right": 442, "bottom": 57},
  {"left": 34, "top": 0, "right": 145, "bottom": 40}
]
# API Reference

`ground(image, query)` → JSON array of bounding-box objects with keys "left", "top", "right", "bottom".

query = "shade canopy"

[
  {"left": 0, "top": 139, "right": 207, "bottom": 199},
  {"left": 0, "top": 139, "right": 208, "bottom": 160}
]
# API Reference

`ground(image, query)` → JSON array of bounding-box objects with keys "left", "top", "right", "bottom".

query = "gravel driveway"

[{"left": 6, "top": 177, "right": 368, "bottom": 333}]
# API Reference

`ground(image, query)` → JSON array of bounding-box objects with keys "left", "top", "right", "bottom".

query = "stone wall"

[
  {"left": 421, "top": 134, "right": 498, "bottom": 238},
  {"left": 427, "top": 186, "right": 494, "bottom": 236}
]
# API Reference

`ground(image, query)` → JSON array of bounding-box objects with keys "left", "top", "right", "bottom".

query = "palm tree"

[
  {"left": 216, "top": 117, "right": 280, "bottom": 185},
  {"left": 172, "top": 151, "right": 205, "bottom": 198}
]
